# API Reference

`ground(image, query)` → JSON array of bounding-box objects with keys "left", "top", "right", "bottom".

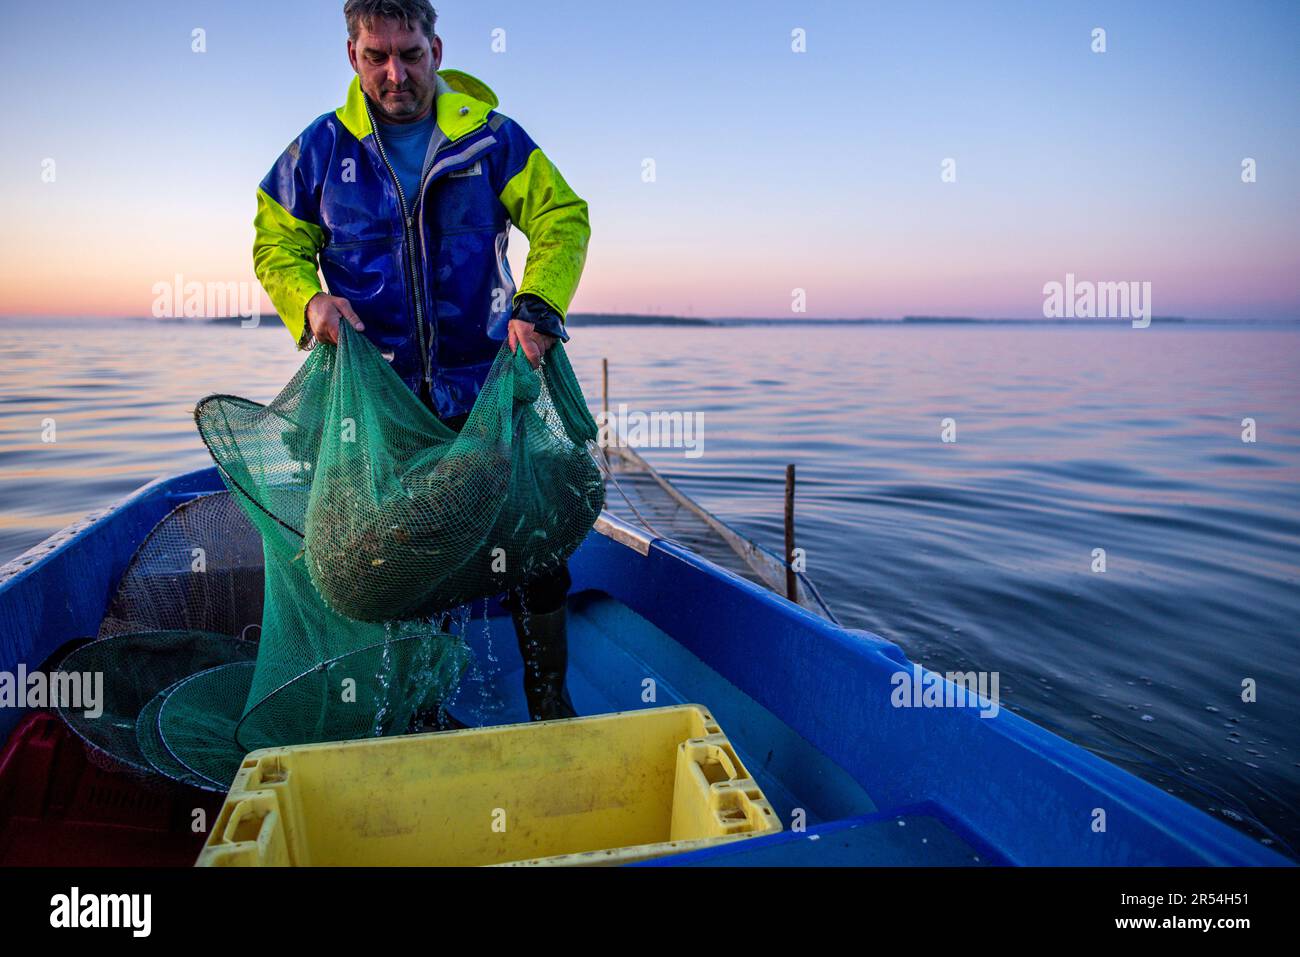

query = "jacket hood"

[{"left": 336, "top": 68, "right": 499, "bottom": 143}]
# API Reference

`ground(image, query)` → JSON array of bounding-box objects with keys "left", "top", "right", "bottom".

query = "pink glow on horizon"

[{"left": 2, "top": 237, "right": 1295, "bottom": 321}]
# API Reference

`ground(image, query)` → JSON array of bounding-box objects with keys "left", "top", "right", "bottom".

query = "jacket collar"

[{"left": 335, "top": 68, "right": 499, "bottom": 143}]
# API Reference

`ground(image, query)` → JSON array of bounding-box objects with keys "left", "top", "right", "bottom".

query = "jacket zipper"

[
  {"left": 363, "top": 96, "right": 433, "bottom": 391},
  {"left": 414, "top": 132, "right": 498, "bottom": 363},
  {"left": 415, "top": 127, "right": 450, "bottom": 384},
  {"left": 408, "top": 128, "right": 495, "bottom": 380}
]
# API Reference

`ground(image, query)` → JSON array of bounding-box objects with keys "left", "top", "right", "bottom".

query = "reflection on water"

[{"left": 1, "top": 316, "right": 1298, "bottom": 855}]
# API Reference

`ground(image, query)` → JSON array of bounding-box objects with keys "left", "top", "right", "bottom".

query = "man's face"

[{"left": 348, "top": 17, "right": 442, "bottom": 124}]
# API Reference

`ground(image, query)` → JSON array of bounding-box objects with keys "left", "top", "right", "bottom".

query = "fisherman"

[{"left": 252, "top": 0, "right": 589, "bottom": 722}]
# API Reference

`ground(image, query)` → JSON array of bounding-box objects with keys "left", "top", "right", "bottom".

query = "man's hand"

[
  {"left": 508, "top": 318, "right": 556, "bottom": 369},
  {"left": 306, "top": 293, "right": 364, "bottom": 345}
]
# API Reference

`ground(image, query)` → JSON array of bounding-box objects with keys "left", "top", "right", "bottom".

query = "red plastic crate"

[{"left": 0, "top": 711, "right": 224, "bottom": 867}]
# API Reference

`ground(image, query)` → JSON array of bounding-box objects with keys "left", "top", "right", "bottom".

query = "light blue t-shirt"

[{"left": 376, "top": 111, "right": 438, "bottom": 209}]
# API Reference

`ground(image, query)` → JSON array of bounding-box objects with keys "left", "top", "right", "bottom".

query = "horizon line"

[{"left": 1, "top": 313, "right": 1298, "bottom": 326}]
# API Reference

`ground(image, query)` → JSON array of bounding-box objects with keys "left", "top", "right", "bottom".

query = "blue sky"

[{"left": 1, "top": 0, "right": 1297, "bottom": 318}]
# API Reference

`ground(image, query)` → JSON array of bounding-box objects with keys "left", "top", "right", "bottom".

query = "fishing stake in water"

[{"left": 785, "top": 464, "right": 797, "bottom": 602}]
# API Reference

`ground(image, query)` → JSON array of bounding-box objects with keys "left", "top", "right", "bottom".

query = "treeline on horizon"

[
  {"left": 187, "top": 313, "right": 1229, "bottom": 327},
  {"left": 179, "top": 312, "right": 1204, "bottom": 326},
  {"left": 15, "top": 313, "right": 1300, "bottom": 326}
]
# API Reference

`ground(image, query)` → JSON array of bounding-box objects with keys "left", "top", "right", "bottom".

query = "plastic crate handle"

[{"left": 208, "top": 792, "right": 288, "bottom": 866}]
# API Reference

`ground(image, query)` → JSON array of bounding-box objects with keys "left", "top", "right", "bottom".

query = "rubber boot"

[{"left": 513, "top": 607, "right": 577, "bottom": 721}]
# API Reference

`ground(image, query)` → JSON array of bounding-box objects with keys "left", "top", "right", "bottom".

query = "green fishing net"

[
  {"left": 55, "top": 630, "right": 258, "bottom": 777},
  {"left": 56, "top": 325, "right": 604, "bottom": 791}
]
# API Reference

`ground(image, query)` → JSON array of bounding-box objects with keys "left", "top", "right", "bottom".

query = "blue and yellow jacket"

[{"left": 253, "top": 69, "right": 590, "bottom": 417}]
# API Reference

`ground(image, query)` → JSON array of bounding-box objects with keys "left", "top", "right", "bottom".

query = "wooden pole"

[
  {"left": 784, "top": 464, "right": 797, "bottom": 601},
  {"left": 602, "top": 358, "right": 609, "bottom": 419}
]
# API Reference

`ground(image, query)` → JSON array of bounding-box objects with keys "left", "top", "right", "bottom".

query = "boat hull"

[{"left": 0, "top": 468, "right": 1289, "bottom": 866}]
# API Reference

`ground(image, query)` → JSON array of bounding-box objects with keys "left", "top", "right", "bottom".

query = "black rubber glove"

[{"left": 511, "top": 293, "right": 569, "bottom": 343}]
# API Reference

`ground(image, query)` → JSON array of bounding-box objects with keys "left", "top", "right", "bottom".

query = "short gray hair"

[{"left": 344, "top": 0, "right": 438, "bottom": 41}]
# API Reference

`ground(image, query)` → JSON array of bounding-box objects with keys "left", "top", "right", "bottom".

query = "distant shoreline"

[{"left": 2, "top": 313, "right": 1298, "bottom": 327}]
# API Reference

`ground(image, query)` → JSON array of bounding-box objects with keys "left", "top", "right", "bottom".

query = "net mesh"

[
  {"left": 98, "top": 491, "right": 264, "bottom": 640},
  {"left": 55, "top": 630, "right": 258, "bottom": 778},
  {"left": 53, "top": 327, "right": 602, "bottom": 792}
]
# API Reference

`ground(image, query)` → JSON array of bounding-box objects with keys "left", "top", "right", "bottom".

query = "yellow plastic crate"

[{"left": 197, "top": 704, "right": 780, "bottom": 866}]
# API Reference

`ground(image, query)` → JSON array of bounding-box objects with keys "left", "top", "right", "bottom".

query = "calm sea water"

[{"left": 1, "top": 317, "right": 1298, "bottom": 856}]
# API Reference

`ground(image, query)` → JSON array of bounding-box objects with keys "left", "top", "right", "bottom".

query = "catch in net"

[{"left": 54, "top": 326, "right": 604, "bottom": 790}]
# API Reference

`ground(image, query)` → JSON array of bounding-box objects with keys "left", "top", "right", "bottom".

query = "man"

[{"left": 252, "top": 0, "right": 590, "bottom": 722}]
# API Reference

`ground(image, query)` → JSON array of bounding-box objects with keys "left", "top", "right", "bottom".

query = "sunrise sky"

[{"left": 0, "top": 0, "right": 1297, "bottom": 320}]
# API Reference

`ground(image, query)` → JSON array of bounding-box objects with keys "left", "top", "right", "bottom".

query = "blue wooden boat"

[{"left": 0, "top": 466, "right": 1288, "bottom": 866}]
